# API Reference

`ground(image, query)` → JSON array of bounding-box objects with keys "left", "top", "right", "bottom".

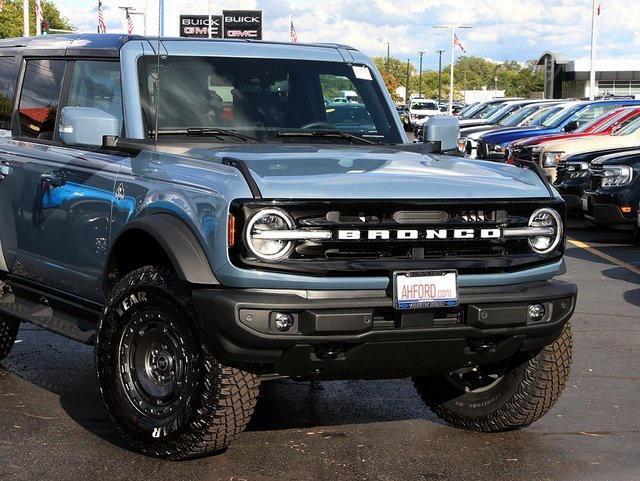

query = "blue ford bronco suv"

[{"left": 0, "top": 34, "right": 576, "bottom": 459}]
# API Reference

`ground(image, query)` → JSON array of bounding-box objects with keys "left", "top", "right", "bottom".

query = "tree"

[
  {"left": 0, "top": 0, "right": 73, "bottom": 38},
  {"left": 373, "top": 56, "right": 415, "bottom": 102}
]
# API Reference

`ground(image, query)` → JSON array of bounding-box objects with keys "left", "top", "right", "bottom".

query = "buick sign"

[
  {"left": 180, "top": 15, "right": 222, "bottom": 38},
  {"left": 222, "top": 10, "right": 263, "bottom": 40}
]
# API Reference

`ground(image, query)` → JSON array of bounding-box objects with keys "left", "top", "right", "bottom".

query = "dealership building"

[{"left": 538, "top": 51, "right": 640, "bottom": 99}]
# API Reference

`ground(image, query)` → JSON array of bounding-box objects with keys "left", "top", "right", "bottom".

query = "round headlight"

[
  {"left": 528, "top": 208, "right": 563, "bottom": 254},
  {"left": 245, "top": 208, "right": 295, "bottom": 261}
]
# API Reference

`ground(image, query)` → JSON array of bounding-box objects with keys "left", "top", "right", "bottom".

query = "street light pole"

[
  {"left": 435, "top": 49, "right": 445, "bottom": 104},
  {"left": 405, "top": 58, "right": 410, "bottom": 104},
  {"left": 434, "top": 24, "right": 472, "bottom": 114},
  {"left": 386, "top": 42, "right": 391, "bottom": 70},
  {"left": 418, "top": 50, "right": 425, "bottom": 98}
]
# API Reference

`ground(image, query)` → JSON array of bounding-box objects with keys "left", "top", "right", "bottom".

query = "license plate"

[{"left": 393, "top": 270, "right": 459, "bottom": 310}]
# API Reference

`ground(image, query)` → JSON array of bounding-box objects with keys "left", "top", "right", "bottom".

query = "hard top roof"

[{"left": 0, "top": 33, "right": 357, "bottom": 57}]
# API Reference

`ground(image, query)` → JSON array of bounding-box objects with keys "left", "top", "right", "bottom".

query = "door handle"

[
  {"left": 40, "top": 170, "right": 66, "bottom": 188},
  {"left": 0, "top": 160, "right": 10, "bottom": 180}
]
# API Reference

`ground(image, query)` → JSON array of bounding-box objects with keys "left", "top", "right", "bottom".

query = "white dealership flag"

[{"left": 35, "top": 0, "right": 42, "bottom": 35}]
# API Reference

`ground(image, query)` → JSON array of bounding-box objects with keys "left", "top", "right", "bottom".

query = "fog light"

[
  {"left": 273, "top": 312, "right": 295, "bottom": 332},
  {"left": 528, "top": 304, "right": 546, "bottom": 323}
]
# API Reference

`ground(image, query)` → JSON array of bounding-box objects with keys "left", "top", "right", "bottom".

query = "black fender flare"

[{"left": 109, "top": 213, "right": 220, "bottom": 285}]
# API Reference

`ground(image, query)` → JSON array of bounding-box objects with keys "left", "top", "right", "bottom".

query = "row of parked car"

[{"left": 448, "top": 97, "right": 640, "bottom": 239}]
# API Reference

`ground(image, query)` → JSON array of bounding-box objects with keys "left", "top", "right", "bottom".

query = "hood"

[
  {"left": 459, "top": 123, "right": 497, "bottom": 136},
  {"left": 593, "top": 148, "right": 640, "bottom": 166},
  {"left": 202, "top": 144, "right": 551, "bottom": 199},
  {"left": 540, "top": 134, "right": 640, "bottom": 155},
  {"left": 511, "top": 132, "right": 591, "bottom": 148},
  {"left": 459, "top": 119, "right": 491, "bottom": 128},
  {"left": 480, "top": 126, "right": 548, "bottom": 145}
]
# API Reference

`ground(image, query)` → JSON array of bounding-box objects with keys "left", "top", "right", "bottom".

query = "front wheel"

[
  {"left": 96, "top": 266, "right": 260, "bottom": 459},
  {"left": 413, "top": 323, "right": 572, "bottom": 432},
  {"left": 0, "top": 282, "right": 19, "bottom": 362}
]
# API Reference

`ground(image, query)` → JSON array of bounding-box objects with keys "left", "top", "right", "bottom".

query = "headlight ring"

[
  {"left": 244, "top": 208, "right": 296, "bottom": 261},
  {"left": 528, "top": 208, "right": 563, "bottom": 255}
]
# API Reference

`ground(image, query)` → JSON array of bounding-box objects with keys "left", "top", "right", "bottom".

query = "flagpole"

[
  {"left": 589, "top": 0, "right": 598, "bottom": 100},
  {"left": 23, "top": 0, "right": 29, "bottom": 36},
  {"left": 434, "top": 24, "right": 472, "bottom": 115},
  {"left": 449, "top": 27, "right": 455, "bottom": 114}
]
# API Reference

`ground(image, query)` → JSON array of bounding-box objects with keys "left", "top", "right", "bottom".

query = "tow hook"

[
  {"left": 315, "top": 345, "right": 344, "bottom": 360},
  {"left": 468, "top": 339, "right": 497, "bottom": 354}
]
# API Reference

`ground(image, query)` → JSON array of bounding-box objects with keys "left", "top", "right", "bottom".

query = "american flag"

[
  {"left": 126, "top": 9, "right": 134, "bottom": 34},
  {"left": 289, "top": 18, "right": 298, "bottom": 43},
  {"left": 98, "top": 1, "right": 107, "bottom": 34},
  {"left": 597, "top": 3, "right": 601, "bottom": 15},
  {"left": 453, "top": 33, "right": 466, "bottom": 53}
]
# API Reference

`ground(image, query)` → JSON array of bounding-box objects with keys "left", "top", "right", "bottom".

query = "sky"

[{"left": 53, "top": 0, "right": 640, "bottom": 70}]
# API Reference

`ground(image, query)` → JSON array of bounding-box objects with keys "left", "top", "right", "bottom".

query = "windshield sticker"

[{"left": 353, "top": 65, "right": 373, "bottom": 81}]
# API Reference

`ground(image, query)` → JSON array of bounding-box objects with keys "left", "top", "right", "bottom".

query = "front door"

[{"left": 0, "top": 58, "right": 125, "bottom": 303}]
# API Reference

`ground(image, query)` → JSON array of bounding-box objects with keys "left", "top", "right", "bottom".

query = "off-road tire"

[
  {"left": 413, "top": 323, "right": 572, "bottom": 432},
  {"left": 96, "top": 266, "right": 260, "bottom": 459},
  {"left": 0, "top": 282, "right": 19, "bottom": 362}
]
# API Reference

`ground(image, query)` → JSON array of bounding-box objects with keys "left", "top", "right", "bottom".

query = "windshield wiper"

[
  {"left": 186, "top": 128, "right": 261, "bottom": 143},
  {"left": 276, "top": 130, "right": 379, "bottom": 145},
  {"left": 156, "top": 128, "right": 260, "bottom": 143}
]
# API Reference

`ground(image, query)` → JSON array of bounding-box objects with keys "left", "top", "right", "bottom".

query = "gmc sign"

[
  {"left": 179, "top": 15, "right": 222, "bottom": 38},
  {"left": 222, "top": 10, "right": 263, "bottom": 40}
]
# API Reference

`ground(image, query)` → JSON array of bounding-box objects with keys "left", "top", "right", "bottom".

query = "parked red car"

[{"left": 507, "top": 106, "right": 640, "bottom": 163}]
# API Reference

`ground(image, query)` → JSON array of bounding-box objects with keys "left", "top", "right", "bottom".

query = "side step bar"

[{"left": 0, "top": 291, "right": 98, "bottom": 345}]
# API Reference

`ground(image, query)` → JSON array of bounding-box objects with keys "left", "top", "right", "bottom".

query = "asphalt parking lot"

[{"left": 1, "top": 222, "right": 639, "bottom": 481}]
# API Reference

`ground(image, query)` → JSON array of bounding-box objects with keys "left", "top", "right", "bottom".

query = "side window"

[
  {"left": 0, "top": 56, "right": 18, "bottom": 131},
  {"left": 18, "top": 59, "right": 66, "bottom": 140},
  {"left": 66, "top": 61, "right": 123, "bottom": 123}
]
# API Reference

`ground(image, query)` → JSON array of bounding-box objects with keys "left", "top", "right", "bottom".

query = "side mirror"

[
  {"left": 423, "top": 116, "right": 460, "bottom": 151},
  {"left": 59, "top": 106, "right": 121, "bottom": 147},
  {"left": 563, "top": 120, "right": 579, "bottom": 132}
]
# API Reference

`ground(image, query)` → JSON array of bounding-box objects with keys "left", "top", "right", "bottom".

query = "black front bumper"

[
  {"left": 192, "top": 280, "right": 577, "bottom": 380},
  {"left": 584, "top": 190, "right": 637, "bottom": 227}
]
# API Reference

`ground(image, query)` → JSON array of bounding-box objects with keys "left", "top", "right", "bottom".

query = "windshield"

[
  {"left": 487, "top": 104, "right": 518, "bottom": 124},
  {"left": 500, "top": 104, "right": 540, "bottom": 126},
  {"left": 526, "top": 105, "right": 563, "bottom": 126},
  {"left": 470, "top": 102, "right": 505, "bottom": 119},
  {"left": 457, "top": 103, "right": 477, "bottom": 117},
  {"left": 459, "top": 102, "right": 485, "bottom": 118},
  {"left": 541, "top": 104, "right": 582, "bottom": 127},
  {"left": 138, "top": 56, "right": 403, "bottom": 144},
  {"left": 411, "top": 101, "right": 438, "bottom": 110},
  {"left": 613, "top": 115, "right": 640, "bottom": 136}
]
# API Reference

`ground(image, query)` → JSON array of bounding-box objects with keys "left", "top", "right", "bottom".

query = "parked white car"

[{"left": 408, "top": 98, "right": 441, "bottom": 128}]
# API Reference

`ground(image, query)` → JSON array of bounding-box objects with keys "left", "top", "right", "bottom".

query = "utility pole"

[
  {"left": 589, "top": 0, "right": 598, "bottom": 100},
  {"left": 405, "top": 59, "right": 410, "bottom": 104},
  {"left": 418, "top": 50, "right": 425, "bottom": 98},
  {"left": 23, "top": 0, "right": 29, "bottom": 37},
  {"left": 435, "top": 49, "right": 445, "bottom": 104},
  {"left": 434, "top": 24, "right": 472, "bottom": 114},
  {"left": 386, "top": 42, "right": 391, "bottom": 70}
]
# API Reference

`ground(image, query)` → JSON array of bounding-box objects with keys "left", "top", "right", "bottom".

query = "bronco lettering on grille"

[{"left": 336, "top": 228, "right": 501, "bottom": 240}]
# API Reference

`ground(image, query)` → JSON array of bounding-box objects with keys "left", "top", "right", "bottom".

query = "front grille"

[
  {"left": 476, "top": 141, "right": 489, "bottom": 159},
  {"left": 513, "top": 147, "right": 537, "bottom": 163},
  {"left": 232, "top": 200, "right": 565, "bottom": 276}
]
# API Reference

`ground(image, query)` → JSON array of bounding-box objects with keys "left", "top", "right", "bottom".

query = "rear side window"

[
  {"left": 0, "top": 56, "right": 18, "bottom": 130},
  {"left": 18, "top": 59, "right": 66, "bottom": 140}
]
